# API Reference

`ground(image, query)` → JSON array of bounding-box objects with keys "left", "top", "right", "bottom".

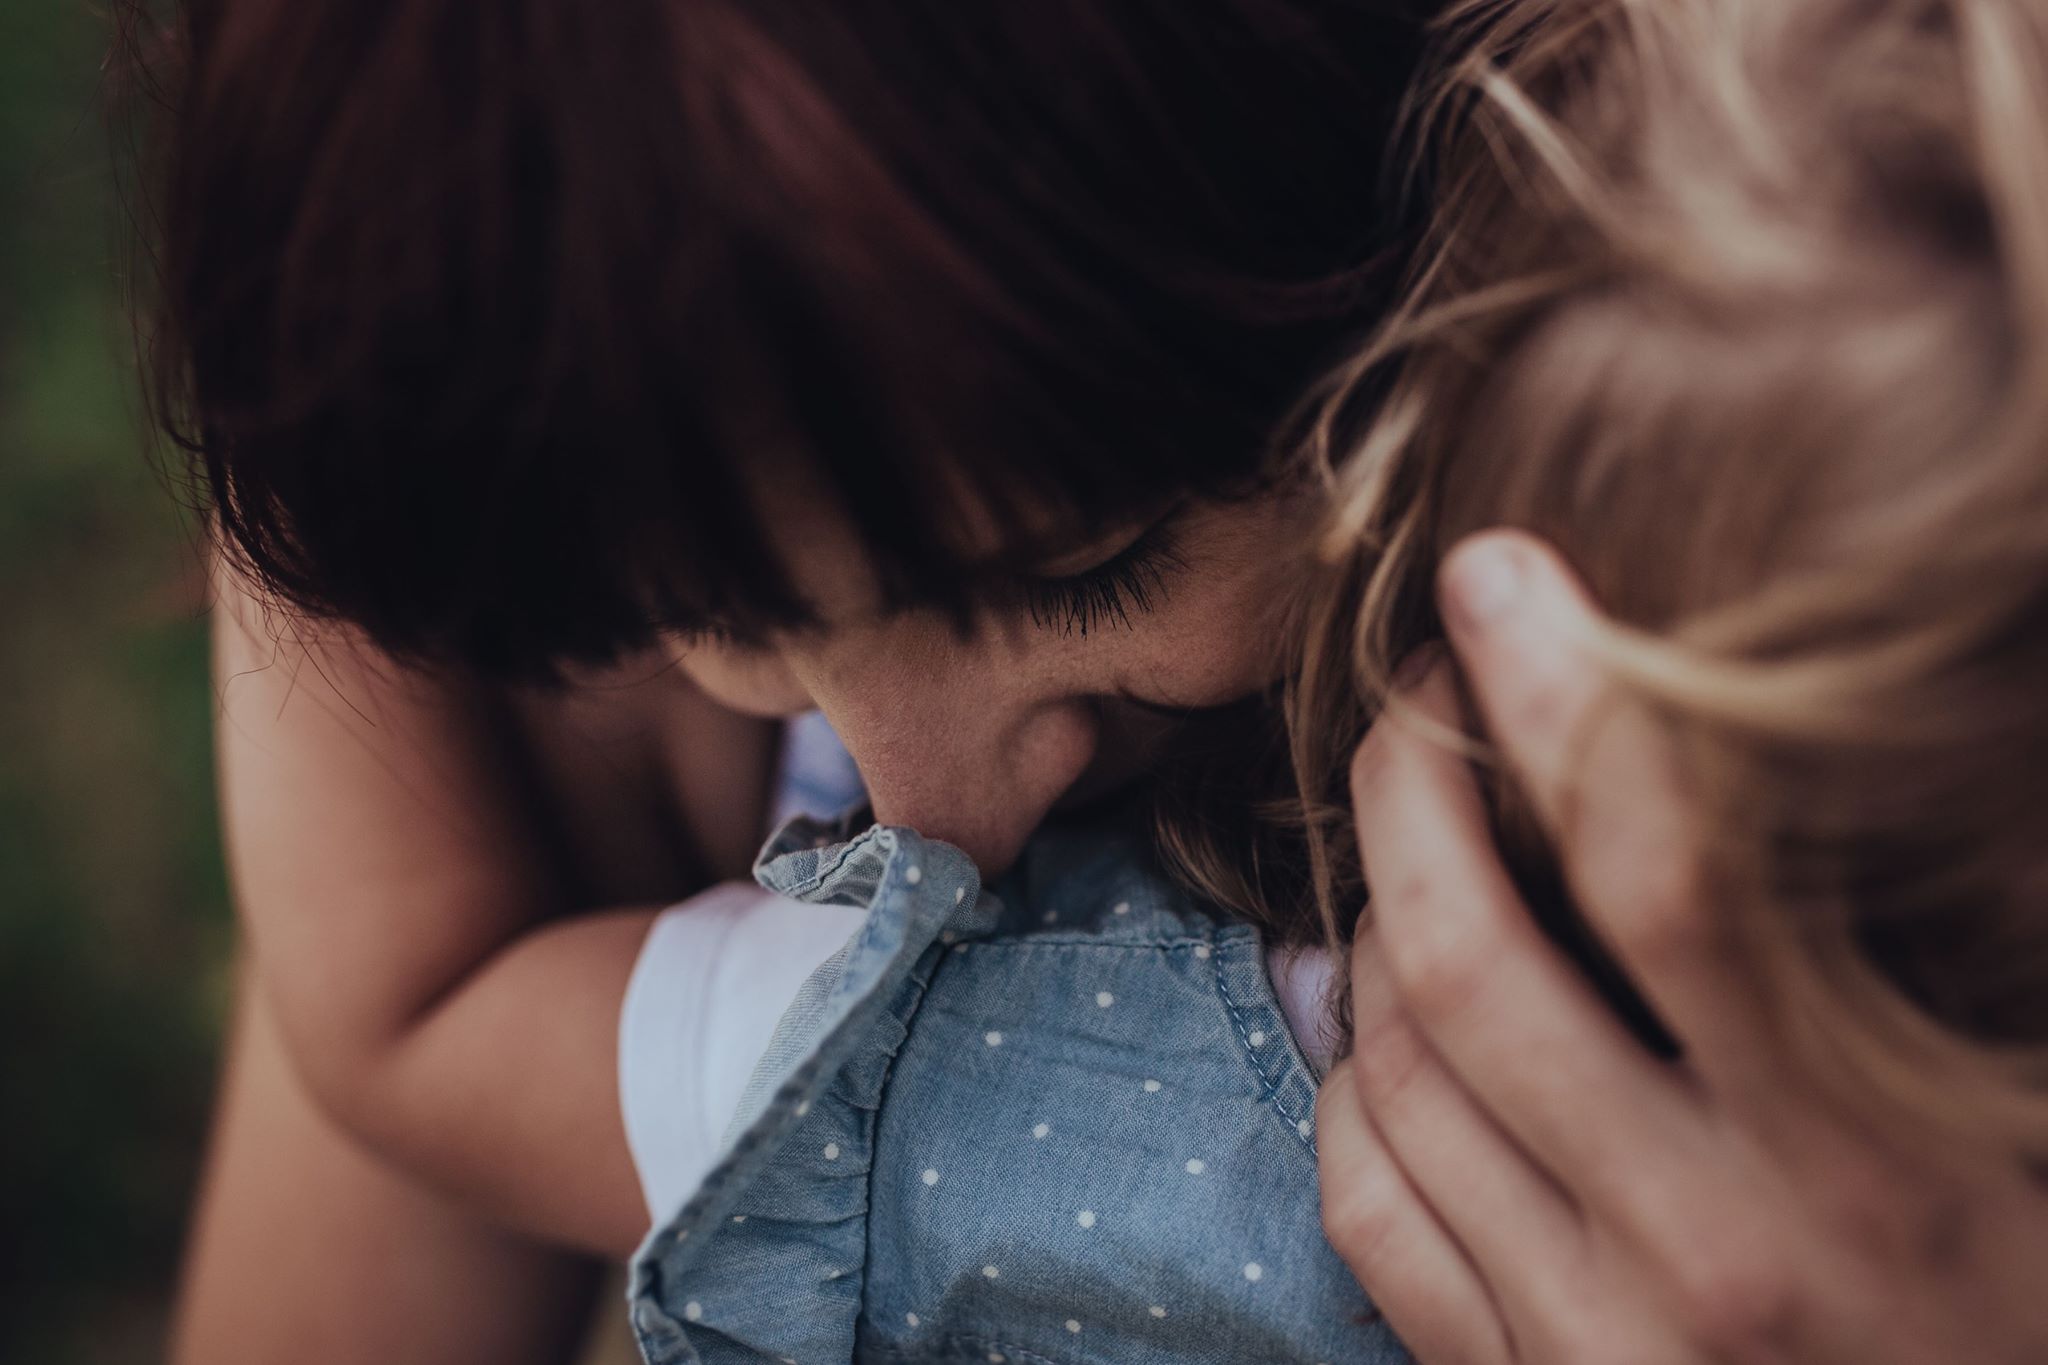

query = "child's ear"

[{"left": 1465, "top": 668, "right": 1681, "bottom": 1060}]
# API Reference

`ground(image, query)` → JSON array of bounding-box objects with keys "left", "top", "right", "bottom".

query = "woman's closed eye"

[{"left": 1020, "top": 519, "right": 1188, "bottom": 637}]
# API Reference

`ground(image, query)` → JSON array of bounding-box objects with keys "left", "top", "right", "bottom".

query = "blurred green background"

[
  {"left": 0, "top": 9, "right": 646, "bottom": 1364},
  {"left": 0, "top": 2, "right": 236, "bottom": 1361}
]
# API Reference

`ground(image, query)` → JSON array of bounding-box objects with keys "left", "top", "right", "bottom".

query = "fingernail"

[{"left": 1442, "top": 539, "right": 1522, "bottom": 628}]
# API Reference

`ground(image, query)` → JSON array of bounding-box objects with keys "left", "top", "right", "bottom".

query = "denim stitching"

[
  {"left": 943, "top": 931, "right": 1317, "bottom": 1152},
  {"left": 945, "top": 933, "right": 1249, "bottom": 953},
  {"left": 1210, "top": 939, "right": 1319, "bottom": 1155}
]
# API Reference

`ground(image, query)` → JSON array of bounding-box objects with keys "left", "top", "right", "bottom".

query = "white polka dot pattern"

[{"left": 635, "top": 826, "right": 1398, "bottom": 1365}]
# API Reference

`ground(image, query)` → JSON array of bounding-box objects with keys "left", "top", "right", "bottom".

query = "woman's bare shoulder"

[{"left": 213, "top": 563, "right": 777, "bottom": 906}]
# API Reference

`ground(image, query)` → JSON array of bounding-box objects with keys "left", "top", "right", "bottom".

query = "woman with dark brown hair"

[
  {"left": 123, "top": 0, "right": 2048, "bottom": 1360},
  {"left": 141, "top": 2, "right": 1424, "bottom": 1358}
]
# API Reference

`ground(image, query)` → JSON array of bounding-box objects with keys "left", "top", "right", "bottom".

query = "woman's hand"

[{"left": 1316, "top": 529, "right": 2048, "bottom": 1365}]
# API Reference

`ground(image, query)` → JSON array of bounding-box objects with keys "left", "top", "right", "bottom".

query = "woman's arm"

[
  {"left": 1317, "top": 531, "right": 2048, "bottom": 1365},
  {"left": 168, "top": 969, "right": 609, "bottom": 1365},
  {"left": 212, "top": 568, "right": 648, "bottom": 1255},
  {"left": 177, "top": 566, "right": 782, "bottom": 1361}
]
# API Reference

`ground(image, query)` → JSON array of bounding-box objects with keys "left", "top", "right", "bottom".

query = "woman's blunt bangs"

[{"left": 134, "top": 0, "right": 1422, "bottom": 678}]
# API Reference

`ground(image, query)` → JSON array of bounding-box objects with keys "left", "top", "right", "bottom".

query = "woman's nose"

[{"left": 819, "top": 691, "right": 1101, "bottom": 878}]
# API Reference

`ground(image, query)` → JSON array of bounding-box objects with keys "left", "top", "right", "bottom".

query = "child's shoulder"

[
  {"left": 629, "top": 819, "right": 1408, "bottom": 1365},
  {"left": 982, "top": 817, "right": 1236, "bottom": 941}
]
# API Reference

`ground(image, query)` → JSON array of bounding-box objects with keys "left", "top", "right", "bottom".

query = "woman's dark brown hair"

[{"left": 119, "top": 0, "right": 1425, "bottom": 678}]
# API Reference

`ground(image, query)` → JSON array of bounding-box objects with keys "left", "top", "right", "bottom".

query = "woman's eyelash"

[{"left": 1023, "top": 525, "right": 1187, "bottom": 637}]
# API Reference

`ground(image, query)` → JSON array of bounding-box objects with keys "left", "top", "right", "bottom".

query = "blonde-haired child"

[{"left": 1295, "top": 1, "right": 2048, "bottom": 1357}]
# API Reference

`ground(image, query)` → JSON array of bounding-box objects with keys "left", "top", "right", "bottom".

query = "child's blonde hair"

[{"left": 1294, "top": 0, "right": 2048, "bottom": 1156}]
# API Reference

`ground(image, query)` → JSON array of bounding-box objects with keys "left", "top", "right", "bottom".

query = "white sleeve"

[{"left": 618, "top": 882, "right": 868, "bottom": 1227}]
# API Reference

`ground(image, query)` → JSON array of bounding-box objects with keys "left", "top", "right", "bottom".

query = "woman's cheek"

[
  {"left": 1132, "top": 571, "right": 1294, "bottom": 705},
  {"left": 1153, "top": 630, "right": 1285, "bottom": 706},
  {"left": 1136, "top": 496, "right": 1305, "bottom": 705}
]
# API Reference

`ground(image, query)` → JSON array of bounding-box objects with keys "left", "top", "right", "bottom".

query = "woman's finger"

[
  {"left": 1350, "top": 660, "right": 1707, "bottom": 1217},
  {"left": 1434, "top": 530, "right": 1774, "bottom": 1089},
  {"left": 1345, "top": 930, "right": 1585, "bottom": 1313},
  {"left": 1317, "top": 1060, "right": 1515, "bottom": 1365}
]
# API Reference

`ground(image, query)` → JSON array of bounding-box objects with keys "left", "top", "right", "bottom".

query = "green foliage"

[{"left": 0, "top": 3, "right": 233, "bottom": 1361}]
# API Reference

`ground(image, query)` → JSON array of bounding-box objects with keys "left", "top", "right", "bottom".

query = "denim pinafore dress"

[{"left": 627, "top": 815, "right": 1413, "bottom": 1365}]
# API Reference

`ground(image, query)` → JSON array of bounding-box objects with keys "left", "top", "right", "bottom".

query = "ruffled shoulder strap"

[{"left": 629, "top": 819, "right": 988, "bottom": 1365}]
